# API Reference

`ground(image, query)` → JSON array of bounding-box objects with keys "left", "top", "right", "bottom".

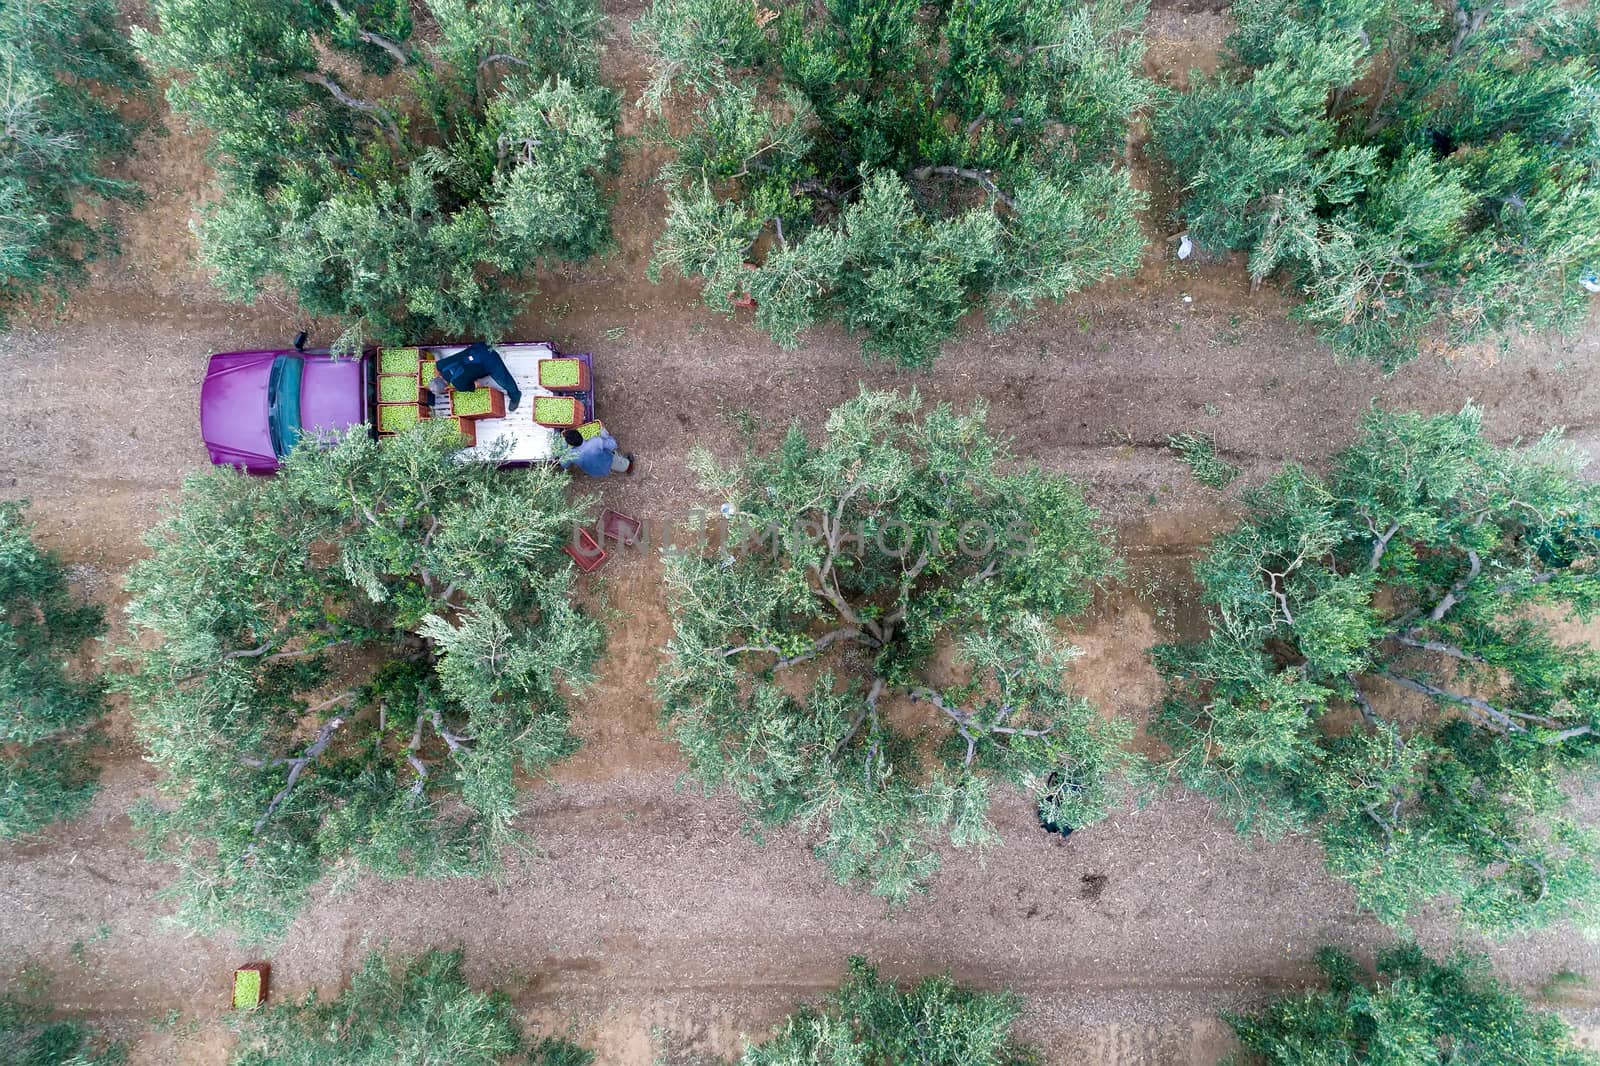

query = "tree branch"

[
  {"left": 265, "top": 639, "right": 353, "bottom": 663},
  {"left": 239, "top": 691, "right": 356, "bottom": 774},
  {"left": 328, "top": 0, "right": 409, "bottom": 66},
  {"left": 909, "top": 687, "right": 1050, "bottom": 768},
  {"left": 1424, "top": 549, "right": 1481, "bottom": 623},
  {"left": 879, "top": 549, "right": 933, "bottom": 635},
  {"left": 909, "top": 165, "right": 1016, "bottom": 210},
  {"left": 834, "top": 677, "right": 885, "bottom": 763},
  {"left": 215, "top": 636, "right": 351, "bottom": 677},
  {"left": 793, "top": 177, "right": 846, "bottom": 205},
  {"left": 428, "top": 708, "right": 470, "bottom": 753},
  {"left": 1503, "top": 708, "right": 1567, "bottom": 729},
  {"left": 1264, "top": 571, "right": 1295, "bottom": 625},
  {"left": 478, "top": 52, "right": 532, "bottom": 72},
  {"left": 1378, "top": 670, "right": 1525, "bottom": 733},
  {"left": 818, "top": 480, "right": 866, "bottom": 585},
  {"left": 862, "top": 678, "right": 884, "bottom": 785},
  {"left": 304, "top": 691, "right": 356, "bottom": 719},
  {"left": 811, "top": 572, "right": 865, "bottom": 629},
  {"left": 772, "top": 626, "right": 867, "bottom": 669},
  {"left": 407, "top": 753, "right": 430, "bottom": 796},
  {"left": 832, "top": 705, "right": 870, "bottom": 759},
  {"left": 1496, "top": 570, "right": 1559, "bottom": 594},
  {"left": 298, "top": 71, "right": 401, "bottom": 146},
  {"left": 1387, "top": 633, "right": 1488, "bottom": 663},
  {"left": 1450, "top": 0, "right": 1489, "bottom": 56},
  {"left": 1368, "top": 520, "right": 1402, "bottom": 570},
  {"left": 1363, "top": 802, "right": 1395, "bottom": 842},
  {"left": 251, "top": 711, "right": 349, "bottom": 836},
  {"left": 809, "top": 481, "right": 872, "bottom": 632},
  {"left": 1364, "top": 58, "right": 1399, "bottom": 134},
  {"left": 717, "top": 643, "right": 783, "bottom": 659},
  {"left": 1347, "top": 673, "right": 1380, "bottom": 727}
]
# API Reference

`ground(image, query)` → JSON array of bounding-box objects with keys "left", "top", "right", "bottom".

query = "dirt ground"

[{"left": 5, "top": 4, "right": 1600, "bottom": 1064}]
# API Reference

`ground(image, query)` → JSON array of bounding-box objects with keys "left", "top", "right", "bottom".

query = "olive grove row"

[
  {"left": 4, "top": 0, "right": 1598, "bottom": 368},
  {"left": 5, "top": 942, "right": 1596, "bottom": 1064},
  {"left": 7, "top": 395, "right": 1600, "bottom": 948}
]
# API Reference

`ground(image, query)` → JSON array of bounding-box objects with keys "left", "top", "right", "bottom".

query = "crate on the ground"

[
  {"left": 233, "top": 963, "right": 270, "bottom": 1009},
  {"left": 601, "top": 509, "right": 642, "bottom": 546},
  {"left": 564, "top": 526, "right": 608, "bottom": 572}
]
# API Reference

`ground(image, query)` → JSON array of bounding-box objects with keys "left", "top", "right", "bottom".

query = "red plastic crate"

[
  {"left": 564, "top": 526, "right": 609, "bottom": 572},
  {"left": 600, "top": 508, "right": 642, "bottom": 546}
]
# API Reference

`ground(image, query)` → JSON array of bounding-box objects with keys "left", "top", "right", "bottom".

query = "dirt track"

[{"left": 4, "top": 4, "right": 1600, "bottom": 1064}]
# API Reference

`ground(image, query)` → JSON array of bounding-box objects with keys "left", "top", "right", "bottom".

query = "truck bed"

[{"left": 420, "top": 343, "right": 590, "bottom": 464}]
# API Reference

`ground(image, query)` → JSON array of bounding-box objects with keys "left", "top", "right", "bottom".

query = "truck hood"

[
  {"left": 200, "top": 350, "right": 367, "bottom": 473},
  {"left": 200, "top": 351, "right": 276, "bottom": 471}
]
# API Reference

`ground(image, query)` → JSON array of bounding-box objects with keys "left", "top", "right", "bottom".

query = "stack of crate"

[
  {"left": 377, "top": 348, "right": 425, "bottom": 436},
  {"left": 534, "top": 358, "right": 589, "bottom": 428}
]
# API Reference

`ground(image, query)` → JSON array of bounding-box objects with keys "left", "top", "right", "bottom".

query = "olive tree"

[
  {"left": 136, "top": 0, "right": 616, "bottom": 352},
  {"left": 0, "top": 503, "right": 107, "bottom": 839},
  {"left": 736, "top": 957, "right": 1036, "bottom": 1065},
  {"left": 0, "top": 969, "right": 123, "bottom": 1066},
  {"left": 657, "top": 389, "right": 1137, "bottom": 903},
  {"left": 120, "top": 424, "right": 602, "bottom": 940},
  {"left": 1227, "top": 944, "right": 1599, "bottom": 1065},
  {"left": 1154, "top": 0, "right": 1600, "bottom": 370},
  {"left": 1160, "top": 405, "right": 1600, "bottom": 934},
  {"left": 0, "top": 0, "right": 147, "bottom": 329},
  {"left": 231, "top": 948, "right": 591, "bottom": 1066},
  {"left": 637, "top": 0, "right": 1150, "bottom": 368}
]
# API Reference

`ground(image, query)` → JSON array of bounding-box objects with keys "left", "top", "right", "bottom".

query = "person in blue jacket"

[{"left": 560, "top": 428, "right": 634, "bottom": 476}]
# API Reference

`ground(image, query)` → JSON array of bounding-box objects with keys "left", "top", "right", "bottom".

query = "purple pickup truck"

[{"left": 200, "top": 342, "right": 592, "bottom": 474}]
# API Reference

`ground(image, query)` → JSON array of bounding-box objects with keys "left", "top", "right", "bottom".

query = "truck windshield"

[{"left": 267, "top": 354, "right": 304, "bottom": 458}]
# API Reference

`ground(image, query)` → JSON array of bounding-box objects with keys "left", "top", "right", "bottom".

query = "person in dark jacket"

[
  {"left": 1039, "top": 771, "right": 1080, "bottom": 840},
  {"left": 435, "top": 341, "right": 521, "bottom": 411},
  {"left": 560, "top": 428, "right": 633, "bottom": 476}
]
